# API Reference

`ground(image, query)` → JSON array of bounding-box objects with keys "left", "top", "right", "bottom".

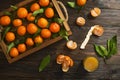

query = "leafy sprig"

[{"left": 94, "top": 35, "right": 117, "bottom": 63}]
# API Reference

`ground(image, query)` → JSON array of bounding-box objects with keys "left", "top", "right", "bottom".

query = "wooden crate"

[{"left": 0, "top": 0, "right": 72, "bottom": 63}]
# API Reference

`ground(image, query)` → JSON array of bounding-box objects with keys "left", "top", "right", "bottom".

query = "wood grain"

[{"left": 0, "top": 0, "right": 120, "bottom": 79}]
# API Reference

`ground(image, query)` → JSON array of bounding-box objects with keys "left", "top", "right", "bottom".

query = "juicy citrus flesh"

[
  {"left": 0, "top": 16, "right": 11, "bottom": 26},
  {"left": 84, "top": 57, "right": 99, "bottom": 72}
]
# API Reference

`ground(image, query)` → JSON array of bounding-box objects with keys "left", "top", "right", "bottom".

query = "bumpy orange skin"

[
  {"left": 5, "top": 32, "right": 15, "bottom": 42},
  {"left": 27, "top": 23, "right": 38, "bottom": 34},
  {"left": 39, "top": 0, "right": 49, "bottom": 7},
  {"left": 49, "top": 22, "right": 60, "bottom": 33},
  {"left": 17, "top": 26, "right": 26, "bottom": 36},
  {"left": 26, "top": 38, "right": 34, "bottom": 46},
  {"left": 10, "top": 47, "right": 19, "bottom": 57},
  {"left": 45, "top": 7, "right": 54, "bottom": 18},
  {"left": 37, "top": 18, "right": 48, "bottom": 28},
  {"left": 77, "top": 0, "right": 86, "bottom": 6},
  {"left": 30, "top": 3, "right": 40, "bottom": 12},
  {"left": 41, "top": 29, "right": 51, "bottom": 39},
  {"left": 13, "top": 19, "right": 22, "bottom": 27},
  {"left": 17, "top": 7, "right": 28, "bottom": 18},
  {"left": 0, "top": 16, "right": 11, "bottom": 26},
  {"left": 27, "top": 13, "right": 35, "bottom": 21},
  {"left": 17, "top": 43, "right": 26, "bottom": 53}
]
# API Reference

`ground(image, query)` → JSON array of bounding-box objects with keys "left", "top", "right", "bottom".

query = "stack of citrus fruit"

[{"left": 0, "top": 0, "right": 63, "bottom": 58}]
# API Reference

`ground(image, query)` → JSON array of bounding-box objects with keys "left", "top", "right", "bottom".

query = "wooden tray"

[{"left": 0, "top": 0, "right": 72, "bottom": 63}]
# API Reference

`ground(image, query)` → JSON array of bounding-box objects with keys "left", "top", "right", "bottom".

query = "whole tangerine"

[
  {"left": 17, "top": 7, "right": 28, "bottom": 18},
  {"left": 27, "top": 13, "right": 35, "bottom": 21},
  {"left": 13, "top": 19, "right": 22, "bottom": 27},
  {"left": 39, "top": 0, "right": 49, "bottom": 7},
  {"left": 9, "top": 47, "right": 19, "bottom": 57},
  {"left": 5, "top": 32, "right": 15, "bottom": 42},
  {"left": 34, "top": 35, "right": 43, "bottom": 44},
  {"left": 41, "top": 29, "right": 51, "bottom": 38},
  {"left": 37, "top": 18, "right": 48, "bottom": 28},
  {"left": 17, "top": 25, "right": 26, "bottom": 36},
  {"left": 45, "top": 7, "right": 54, "bottom": 18},
  {"left": 49, "top": 22, "right": 60, "bottom": 33},
  {"left": 77, "top": 0, "right": 86, "bottom": 6},
  {"left": 30, "top": 3, "right": 40, "bottom": 12},
  {"left": 0, "top": 16, "right": 11, "bottom": 26},
  {"left": 26, "top": 38, "right": 34, "bottom": 46},
  {"left": 27, "top": 23, "right": 38, "bottom": 34},
  {"left": 17, "top": 43, "right": 26, "bottom": 53}
]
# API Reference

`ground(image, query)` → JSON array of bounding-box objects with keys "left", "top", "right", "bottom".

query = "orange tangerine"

[
  {"left": 27, "top": 23, "right": 38, "bottom": 34},
  {"left": 49, "top": 22, "right": 60, "bottom": 33},
  {"left": 0, "top": 16, "right": 11, "bottom": 26},
  {"left": 13, "top": 19, "right": 22, "bottom": 27},
  {"left": 9, "top": 47, "right": 19, "bottom": 57},
  {"left": 37, "top": 18, "right": 48, "bottom": 28},
  {"left": 30, "top": 3, "right": 40, "bottom": 12},
  {"left": 26, "top": 38, "right": 34, "bottom": 46},
  {"left": 39, "top": 0, "right": 49, "bottom": 7},
  {"left": 5, "top": 32, "right": 15, "bottom": 42},
  {"left": 45, "top": 7, "right": 54, "bottom": 18},
  {"left": 17, "top": 43, "right": 26, "bottom": 53},
  {"left": 34, "top": 35, "right": 43, "bottom": 44},
  {"left": 41, "top": 29, "right": 51, "bottom": 38},
  {"left": 17, "top": 7, "right": 28, "bottom": 18},
  {"left": 27, "top": 13, "right": 35, "bottom": 21},
  {"left": 17, "top": 25, "right": 26, "bottom": 36}
]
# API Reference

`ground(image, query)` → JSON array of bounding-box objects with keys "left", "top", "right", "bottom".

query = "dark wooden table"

[{"left": 0, "top": 0, "right": 120, "bottom": 80}]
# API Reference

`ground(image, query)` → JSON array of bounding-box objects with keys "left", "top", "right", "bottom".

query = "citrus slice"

[{"left": 83, "top": 56, "right": 99, "bottom": 72}]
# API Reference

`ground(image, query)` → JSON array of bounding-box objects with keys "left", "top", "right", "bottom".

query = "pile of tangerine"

[{"left": 0, "top": 0, "right": 62, "bottom": 58}]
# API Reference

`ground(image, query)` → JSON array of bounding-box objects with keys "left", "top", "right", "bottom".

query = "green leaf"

[
  {"left": 7, "top": 42, "right": 15, "bottom": 54},
  {"left": 2, "top": 27, "right": 11, "bottom": 40},
  {"left": 39, "top": 55, "right": 51, "bottom": 72},
  {"left": 94, "top": 45, "right": 106, "bottom": 57},
  {"left": 67, "top": 2, "right": 76, "bottom": 8},
  {"left": 52, "top": 33, "right": 59, "bottom": 38},
  {"left": 10, "top": 5, "right": 18, "bottom": 10},
  {"left": 4, "top": 11, "right": 12, "bottom": 16},
  {"left": 59, "top": 28, "right": 69, "bottom": 41},
  {"left": 53, "top": 18, "right": 64, "bottom": 24},
  {"left": 107, "top": 35, "right": 117, "bottom": 56},
  {"left": 99, "top": 45, "right": 108, "bottom": 56},
  {"left": 32, "top": 8, "right": 44, "bottom": 16},
  {"left": 33, "top": 28, "right": 41, "bottom": 38}
]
